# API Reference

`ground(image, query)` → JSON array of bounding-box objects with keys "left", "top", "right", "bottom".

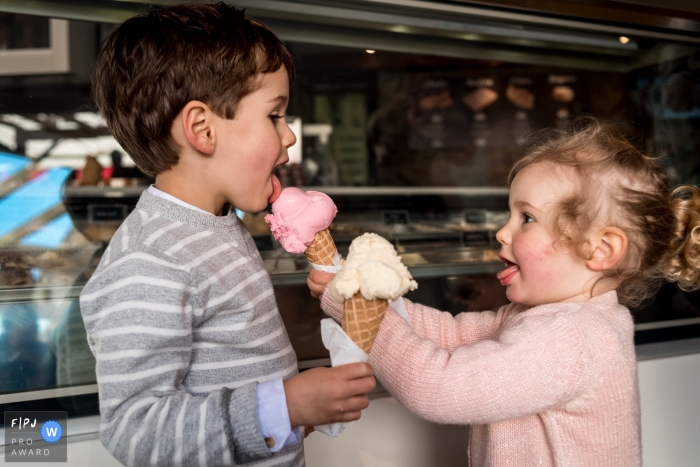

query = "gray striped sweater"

[{"left": 80, "top": 191, "right": 303, "bottom": 467}]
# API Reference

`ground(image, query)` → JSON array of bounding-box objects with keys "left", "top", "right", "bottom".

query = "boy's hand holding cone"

[{"left": 329, "top": 233, "right": 417, "bottom": 353}]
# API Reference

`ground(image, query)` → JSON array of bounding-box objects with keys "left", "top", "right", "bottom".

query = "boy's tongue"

[
  {"left": 268, "top": 175, "right": 282, "bottom": 204},
  {"left": 496, "top": 263, "right": 519, "bottom": 281}
]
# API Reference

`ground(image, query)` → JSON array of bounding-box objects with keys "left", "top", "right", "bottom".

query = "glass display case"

[{"left": 1, "top": 0, "right": 700, "bottom": 425}]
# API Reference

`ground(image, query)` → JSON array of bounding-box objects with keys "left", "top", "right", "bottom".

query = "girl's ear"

[
  {"left": 585, "top": 226, "right": 628, "bottom": 271},
  {"left": 179, "top": 100, "right": 216, "bottom": 155}
]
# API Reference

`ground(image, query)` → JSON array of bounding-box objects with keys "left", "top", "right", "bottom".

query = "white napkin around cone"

[
  {"left": 314, "top": 298, "right": 412, "bottom": 437},
  {"left": 309, "top": 252, "right": 343, "bottom": 273},
  {"left": 314, "top": 318, "right": 368, "bottom": 436}
]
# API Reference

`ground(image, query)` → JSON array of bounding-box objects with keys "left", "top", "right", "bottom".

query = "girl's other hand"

[{"left": 307, "top": 269, "right": 336, "bottom": 299}]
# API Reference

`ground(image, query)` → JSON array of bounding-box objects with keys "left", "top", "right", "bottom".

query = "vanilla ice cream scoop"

[{"left": 330, "top": 233, "right": 417, "bottom": 302}]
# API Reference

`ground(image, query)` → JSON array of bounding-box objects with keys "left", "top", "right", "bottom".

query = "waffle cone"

[
  {"left": 342, "top": 292, "right": 388, "bottom": 353},
  {"left": 304, "top": 229, "right": 337, "bottom": 266}
]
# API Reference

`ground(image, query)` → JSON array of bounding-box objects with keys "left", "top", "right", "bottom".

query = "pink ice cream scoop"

[{"left": 264, "top": 187, "right": 338, "bottom": 253}]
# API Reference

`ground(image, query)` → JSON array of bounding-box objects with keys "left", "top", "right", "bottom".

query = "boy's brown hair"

[
  {"left": 510, "top": 117, "right": 700, "bottom": 308},
  {"left": 92, "top": 2, "right": 295, "bottom": 177}
]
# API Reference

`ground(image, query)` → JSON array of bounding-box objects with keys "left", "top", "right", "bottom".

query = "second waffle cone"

[
  {"left": 342, "top": 292, "right": 388, "bottom": 353},
  {"left": 304, "top": 229, "right": 337, "bottom": 266}
]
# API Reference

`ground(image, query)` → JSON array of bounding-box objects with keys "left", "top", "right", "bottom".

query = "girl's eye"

[
  {"left": 269, "top": 114, "right": 284, "bottom": 122},
  {"left": 523, "top": 213, "right": 535, "bottom": 223}
]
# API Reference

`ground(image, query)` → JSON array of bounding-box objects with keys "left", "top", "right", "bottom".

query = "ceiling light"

[
  {"left": 366, "top": 49, "right": 375, "bottom": 54},
  {"left": 619, "top": 36, "right": 630, "bottom": 44}
]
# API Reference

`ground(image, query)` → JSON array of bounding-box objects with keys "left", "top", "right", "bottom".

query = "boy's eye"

[
  {"left": 269, "top": 114, "right": 284, "bottom": 122},
  {"left": 523, "top": 213, "right": 535, "bottom": 223}
]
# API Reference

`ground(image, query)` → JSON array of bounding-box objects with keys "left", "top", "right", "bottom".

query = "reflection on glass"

[
  {"left": 19, "top": 213, "right": 74, "bottom": 249},
  {"left": 0, "top": 167, "right": 71, "bottom": 238},
  {"left": 0, "top": 152, "right": 30, "bottom": 183},
  {"left": 0, "top": 304, "right": 56, "bottom": 393},
  {"left": 0, "top": 298, "right": 98, "bottom": 395}
]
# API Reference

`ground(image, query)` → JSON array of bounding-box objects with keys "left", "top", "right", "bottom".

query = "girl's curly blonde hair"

[{"left": 509, "top": 117, "right": 700, "bottom": 308}]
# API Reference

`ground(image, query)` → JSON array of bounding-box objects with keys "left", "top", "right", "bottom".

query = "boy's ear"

[
  {"left": 180, "top": 100, "right": 216, "bottom": 155},
  {"left": 585, "top": 226, "right": 628, "bottom": 271}
]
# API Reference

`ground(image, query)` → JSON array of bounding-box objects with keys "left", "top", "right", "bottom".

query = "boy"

[{"left": 80, "top": 3, "right": 375, "bottom": 466}]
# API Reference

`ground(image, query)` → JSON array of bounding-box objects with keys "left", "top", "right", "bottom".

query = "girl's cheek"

[
  {"left": 514, "top": 236, "right": 555, "bottom": 273},
  {"left": 513, "top": 235, "right": 540, "bottom": 262}
]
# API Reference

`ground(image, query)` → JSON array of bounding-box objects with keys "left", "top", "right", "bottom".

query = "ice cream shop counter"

[{"left": 3, "top": 184, "right": 697, "bottom": 376}]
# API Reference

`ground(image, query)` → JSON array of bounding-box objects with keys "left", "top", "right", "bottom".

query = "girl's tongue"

[
  {"left": 496, "top": 262, "right": 519, "bottom": 285},
  {"left": 268, "top": 174, "right": 282, "bottom": 204}
]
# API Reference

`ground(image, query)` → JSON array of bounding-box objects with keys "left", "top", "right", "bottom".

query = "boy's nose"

[{"left": 284, "top": 123, "right": 297, "bottom": 149}]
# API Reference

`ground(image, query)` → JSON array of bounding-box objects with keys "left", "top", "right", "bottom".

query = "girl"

[{"left": 308, "top": 118, "right": 700, "bottom": 466}]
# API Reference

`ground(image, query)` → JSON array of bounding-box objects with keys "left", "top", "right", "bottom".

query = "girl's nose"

[{"left": 495, "top": 225, "right": 509, "bottom": 245}]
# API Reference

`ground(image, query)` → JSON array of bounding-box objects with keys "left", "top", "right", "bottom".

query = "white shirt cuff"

[{"left": 257, "top": 378, "right": 302, "bottom": 452}]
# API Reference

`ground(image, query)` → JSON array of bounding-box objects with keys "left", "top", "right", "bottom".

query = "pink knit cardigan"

[{"left": 321, "top": 289, "right": 641, "bottom": 466}]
